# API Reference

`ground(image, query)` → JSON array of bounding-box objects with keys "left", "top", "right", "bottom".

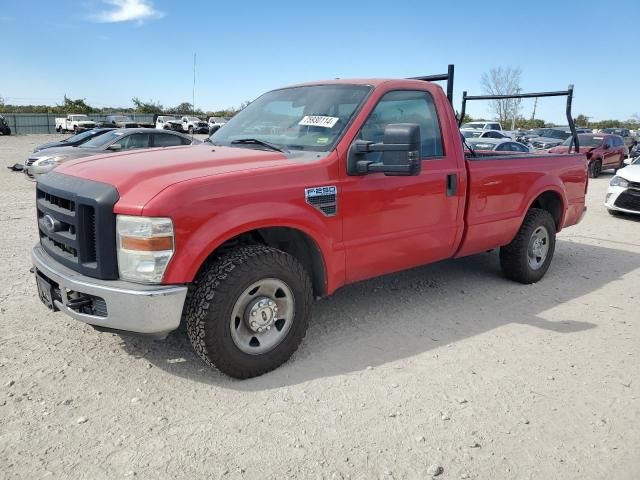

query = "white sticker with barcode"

[{"left": 299, "top": 115, "right": 339, "bottom": 128}]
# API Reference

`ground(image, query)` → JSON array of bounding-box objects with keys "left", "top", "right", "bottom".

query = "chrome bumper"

[{"left": 32, "top": 244, "right": 188, "bottom": 335}]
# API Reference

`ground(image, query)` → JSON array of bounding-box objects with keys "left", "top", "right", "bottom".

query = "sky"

[{"left": 0, "top": 0, "right": 638, "bottom": 124}]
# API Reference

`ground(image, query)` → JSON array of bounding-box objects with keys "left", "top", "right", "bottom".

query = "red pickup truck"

[{"left": 32, "top": 74, "right": 588, "bottom": 378}]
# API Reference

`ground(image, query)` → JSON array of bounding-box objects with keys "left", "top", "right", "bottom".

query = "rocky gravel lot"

[{"left": 1, "top": 134, "right": 639, "bottom": 479}]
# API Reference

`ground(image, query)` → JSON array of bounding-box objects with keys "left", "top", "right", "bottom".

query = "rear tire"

[
  {"left": 184, "top": 245, "right": 313, "bottom": 379},
  {"left": 500, "top": 208, "right": 556, "bottom": 284},
  {"left": 188, "top": 126, "right": 194, "bottom": 134},
  {"left": 589, "top": 159, "right": 602, "bottom": 178}
]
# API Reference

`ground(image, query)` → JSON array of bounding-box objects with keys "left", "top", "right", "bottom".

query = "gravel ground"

[{"left": 1, "top": 134, "right": 639, "bottom": 480}]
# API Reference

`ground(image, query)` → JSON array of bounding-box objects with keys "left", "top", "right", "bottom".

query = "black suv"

[{"left": 0, "top": 115, "right": 10, "bottom": 135}]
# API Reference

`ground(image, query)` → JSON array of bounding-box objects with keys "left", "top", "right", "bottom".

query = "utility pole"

[
  {"left": 192, "top": 52, "right": 196, "bottom": 115},
  {"left": 531, "top": 97, "right": 538, "bottom": 120}
]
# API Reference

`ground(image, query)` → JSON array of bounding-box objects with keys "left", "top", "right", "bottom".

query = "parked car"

[
  {"left": 548, "top": 134, "right": 627, "bottom": 178},
  {"left": 460, "top": 121, "right": 515, "bottom": 139},
  {"left": 32, "top": 128, "right": 116, "bottom": 153},
  {"left": 208, "top": 116, "right": 228, "bottom": 134},
  {"left": 154, "top": 115, "right": 183, "bottom": 132},
  {"left": 181, "top": 116, "right": 208, "bottom": 134},
  {"left": 24, "top": 129, "right": 199, "bottom": 180},
  {"left": 466, "top": 138, "right": 532, "bottom": 152},
  {"left": 0, "top": 115, "right": 10, "bottom": 135},
  {"left": 605, "top": 157, "right": 640, "bottom": 215},
  {"left": 529, "top": 128, "right": 572, "bottom": 150},
  {"left": 601, "top": 128, "right": 635, "bottom": 149},
  {"left": 104, "top": 115, "right": 139, "bottom": 128},
  {"left": 30, "top": 75, "right": 588, "bottom": 379},
  {"left": 461, "top": 129, "right": 509, "bottom": 139},
  {"left": 55, "top": 114, "right": 96, "bottom": 133}
]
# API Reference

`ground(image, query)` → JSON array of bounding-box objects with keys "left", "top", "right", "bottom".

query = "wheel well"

[
  {"left": 530, "top": 191, "right": 563, "bottom": 228},
  {"left": 207, "top": 227, "right": 327, "bottom": 298}
]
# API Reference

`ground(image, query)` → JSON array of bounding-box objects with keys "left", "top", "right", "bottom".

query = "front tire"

[
  {"left": 500, "top": 208, "right": 556, "bottom": 284},
  {"left": 184, "top": 245, "right": 313, "bottom": 379},
  {"left": 188, "top": 126, "right": 194, "bottom": 134}
]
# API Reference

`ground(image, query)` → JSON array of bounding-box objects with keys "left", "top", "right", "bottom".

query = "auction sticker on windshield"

[{"left": 299, "top": 116, "right": 340, "bottom": 128}]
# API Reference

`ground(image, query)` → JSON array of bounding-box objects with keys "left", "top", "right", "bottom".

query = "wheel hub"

[{"left": 245, "top": 297, "right": 279, "bottom": 333}]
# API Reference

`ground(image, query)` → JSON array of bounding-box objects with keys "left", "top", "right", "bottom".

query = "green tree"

[
  {"left": 132, "top": 97, "right": 163, "bottom": 113},
  {"left": 575, "top": 114, "right": 589, "bottom": 127}
]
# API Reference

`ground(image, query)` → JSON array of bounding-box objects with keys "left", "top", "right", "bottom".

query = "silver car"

[
  {"left": 528, "top": 128, "right": 572, "bottom": 150},
  {"left": 466, "top": 137, "right": 533, "bottom": 153},
  {"left": 24, "top": 128, "right": 200, "bottom": 180}
]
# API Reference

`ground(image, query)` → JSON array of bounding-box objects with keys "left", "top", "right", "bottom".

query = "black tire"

[
  {"left": 183, "top": 245, "right": 313, "bottom": 379},
  {"left": 188, "top": 126, "right": 194, "bottom": 134},
  {"left": 500, "top": 208, "right": 556, "bottom": 284},
  {"left": 589, "top": 159, "right": 602, "bottom": 178}
]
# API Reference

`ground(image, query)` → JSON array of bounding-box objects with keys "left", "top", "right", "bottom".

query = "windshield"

[
  {"left": 461, "top": 122, "right": 486, "bottom": 129},
  {"left": 540, "top": 129, "right": 571, "bottom": 140},
  {"left": 78, "top": 130, "right": 124, "bottom": 148},
  {"left": 562, "top": 134, "right": 604, "bottom": 147},
  {"left": 210, "top": 84, "right": 371, "bottom": 152},
  {"left": 461, "top": 130, "right": 482, "bottom": 138},
  {"left": 64, "top": 129, "right": 100, "bottom": 143}
]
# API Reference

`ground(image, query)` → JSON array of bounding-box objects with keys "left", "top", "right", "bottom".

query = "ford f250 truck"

[{"left": 31, "top": 68, "right": 588, "bottom": 378}]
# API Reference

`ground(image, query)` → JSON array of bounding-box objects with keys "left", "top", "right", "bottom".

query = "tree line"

[{"left": 0, "top": 95, "right": 246, "bottom": 119}]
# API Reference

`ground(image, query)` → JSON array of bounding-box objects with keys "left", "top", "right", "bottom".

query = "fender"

[
  {"left": 161, "top": 200, "right": 344, "bottom": 293},
  {"left": 520, "top": 175, "right": 568, "bottom": 232}
]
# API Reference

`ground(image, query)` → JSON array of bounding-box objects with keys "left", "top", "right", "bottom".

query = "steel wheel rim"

[
  {"left": 230, "top": 278, "right": 295, "bottom": 355},
  {"left": 527, "top": 225, "right": 549, "bottom": 270}
]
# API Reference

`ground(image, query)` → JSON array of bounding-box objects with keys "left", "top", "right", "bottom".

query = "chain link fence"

[{"left": 0, "top": 113, "right": 156, "bottom": 135}]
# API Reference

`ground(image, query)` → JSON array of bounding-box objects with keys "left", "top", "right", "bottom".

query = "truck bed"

[{"left": 455, "top": 152, "right": 587, "bottom": 258}]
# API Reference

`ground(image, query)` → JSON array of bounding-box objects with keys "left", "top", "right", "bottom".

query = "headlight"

[
  {"left": 610, "top": 176, "right": 629, "bottom": 188},
  {"left": 37, "top": 155, "right": 66, "bottom": 167},
  {"left": 116, "top": 215, "right": 174, "bottom": 283}
]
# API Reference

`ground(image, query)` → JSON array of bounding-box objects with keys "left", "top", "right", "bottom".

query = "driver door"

[{"left": 340, "top": 89, "right": 464, "bottom": 283}]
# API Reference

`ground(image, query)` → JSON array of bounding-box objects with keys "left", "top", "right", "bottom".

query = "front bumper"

[
  {"left": 23, "top": 163, "right": 54, "bottom": 181},
  {"left": 32, "top": 244, "right": 188, "bottom": 335},
  {"left": 605, "top": 186, "right": 640, "bottom": 214}
]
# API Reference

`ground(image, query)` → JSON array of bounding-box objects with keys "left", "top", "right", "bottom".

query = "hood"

[
  {"left": 34, "top": 140, "right": 67, "bottom": 152},
  {"left": 30, "top": 145, "right": 103, "bottom": 161},
  {"left": 55, "top": 144, "right": 292, "bottom": 211},
  {"left": 617, "top": 164, "right": 640, "bottom": 183},
  {"left": 548, "top": 145, "right": 596, "bottom": 154}
]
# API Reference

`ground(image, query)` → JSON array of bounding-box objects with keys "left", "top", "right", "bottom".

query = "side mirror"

[
  {"left": 107, "top": 144, "right": 122, "bottom": 151},
  {"left": 347, "top": 123, "right": 421, "bottom": 176}
]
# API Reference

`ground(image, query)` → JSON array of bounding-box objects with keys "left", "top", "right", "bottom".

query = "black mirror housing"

[{"left": 347, "top": 123, "right": 422, "bottom": 176}]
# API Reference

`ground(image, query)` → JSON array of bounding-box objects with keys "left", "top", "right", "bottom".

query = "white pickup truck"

[
  {"left": 55, "top": 115, "right": 96, "bottom": 134},
  {"left": 460, "top": 121, "right": 516, "bottom": 140}
]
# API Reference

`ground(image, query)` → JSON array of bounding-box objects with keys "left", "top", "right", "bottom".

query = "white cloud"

[{"left": 93, "top": 0, "right": 164, "bottom": 24}]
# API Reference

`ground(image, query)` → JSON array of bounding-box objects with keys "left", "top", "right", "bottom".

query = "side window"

[
  {"left": 113, "top": 133, "right": 150, "bottom": 150},
  {"left": 485, "top": 131, "right": 502, "bottom": 138},
  {"left": 495, "top": 143, "right": 509, "bottom": 151},
  {"left": 513, "top": 142, "right": 529, "bottom": 152},
  {"left": 488, "top": 123, "right": 501, "bottom": 130},
  {"left": 359, "top": 90, "right": 443, "bottom": 158},
  {"left": 154, "top": 133, "right": 183, "bottom": 147}
]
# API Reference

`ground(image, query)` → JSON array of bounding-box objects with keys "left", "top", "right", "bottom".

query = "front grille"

[
  {"left": 26, "top": 158, "right": 38, "bottom": 166},
  {"left": 36, "top": 172, "right": 119, "bottom": 279},
  {"left": 614, "top": 190, "right": 640, "bottom": 211},
  {"left": 627, "top": 180, "right": 640, "bottom": 191}
]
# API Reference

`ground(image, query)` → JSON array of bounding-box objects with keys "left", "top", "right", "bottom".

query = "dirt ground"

[{"left": 1, "top": 134, "right": 639, "bottom": 480}]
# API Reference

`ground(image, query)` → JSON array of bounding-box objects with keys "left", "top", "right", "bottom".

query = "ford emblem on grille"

[{"left": 42, "top": 214, "right": 61, "bottom": 233}]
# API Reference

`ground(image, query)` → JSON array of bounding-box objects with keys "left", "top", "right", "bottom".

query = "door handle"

[{"left": 446, "top": 173, "right": 457, "bottom": 196}]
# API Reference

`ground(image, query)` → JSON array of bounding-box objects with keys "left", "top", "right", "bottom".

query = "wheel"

[
  {"left": 188, "top": 126, "right": 194, "bottom": 134},
  {"left": 184, "top": 245, "right": 313, "bottom": 378},
  {"left": 500, "top": 208, "right": 556, "bottom": 284},
  {"left": 589, "top": 159, "right": 602, "bottom": 178}
]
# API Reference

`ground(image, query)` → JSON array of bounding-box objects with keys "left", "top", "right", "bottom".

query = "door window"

[
  {"left": 153, "top": 133, "right": 185, "bottom": 147},
  {"left": 359, "top": 90, "right": 443, "bottom": 159},
  {"left": 113, "top": 133, "right": 150, "bottom": 150}
]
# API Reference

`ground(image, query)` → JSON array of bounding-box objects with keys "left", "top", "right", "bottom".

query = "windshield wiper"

[{"left": 230, "top": 138, "right": 286, "bottom": 153}]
